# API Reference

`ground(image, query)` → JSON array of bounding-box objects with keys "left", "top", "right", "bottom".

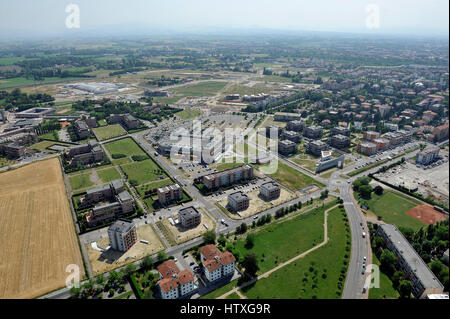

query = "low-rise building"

[
  {"left": 74, "top": 121, "right": 90, "bottom": 139},
  {"left": 65, "top": 141, "right": 105, "bottom": 168},
  {"left": 286, "top": 120, "right": 304, "bottom": 132},
  {"left": 357, "top": 142, "right": 377, "bottom": 156},
  {"left": 265, "top": 125, "right": 283, "bottom": 139},
  {"left": 330, "top": 134, "right": 350, "bottom": 149},
  {"left": 363, "top": 131, "right": 380, "bottom": 141},
  {"left": 178, "top": 206, "right": 201, "bottom": 228},
  {"left": 109, "top": 113, "right": 140, "bottom": 130},
  {"left": 331, "top": 126, "right": 350, "bottom": 137},
  {"left": 376, "top": 224, "right": 444, "bottom": 299},
  {"left": 303, "top": 126, "right": 323, "bottom": 139},
  {"left": 157, "top": 260, "right": 196, "bottom": 299},
  {"left": 157, "top": 184, "right": 183, "bottom": 205},
  {"left": 108, "top": 219, "right": 137, "bottom": 252},
  {"left": 259, "top": 182, "right": 281, "bottom": 201},
  {"left": 228, "top": 191, "right": 250, "bottom": 212},
  {"left": 307, "top": 140, "right": 328, "bottom": 156},
  {"left": 278, "top": 139, "right": 298, "bottom": 155},
  {"left": 373, "top": 138, "right": 391, "bottom": 152},
  {"left": 416, "top": 147, "right": 440, "bottom": 165},
  {"left": 281, "top": 130, "right": 302, "bottom": 143},
  {"left": 202, "top": 165, "right": 254, "bottom": 190},
  {"left": 200, "top": 245, "right": 236, "bottom": 282}
]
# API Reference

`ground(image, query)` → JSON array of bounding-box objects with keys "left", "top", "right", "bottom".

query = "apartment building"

[
  {"left": 363, "top": 131, "right": 380, "bottom": 141},
  {"left": 286, "top": 120, "right": 304, "bottom": 132},
  {"left": 416, "top": 147, "right": 440, "bottom": 165},
  {"left": 307, "top": 140, "right": 328, "bottom": 156},
  {"left": 109, "top": 113, "right": 140, "bottom": 130},
  {"left": 376, "top": 224, "right": 444, "bottom": 299},
  {"left": 65, "top": 141, "right": 105, "bottom": 168},
  {"left": 178, "top": 206, "right": 201, "bottom": 228},
  {"left": 357, "top": 142, "right": 377, "bottom": 156},
  {"left": 432, "top": 123, "right": 449, "bottom": 142},
  {"left": 108, "top": 219, "right": 137, "bottom": 252},
  {"left": 202, "top": 164, "right": 254, "bottom": 190},
  {"left": 281, "top": 130, "right": 302, "bottom": 143},
  {"left": 157, "top": 260, "right": 196, "bottom": 299},
  {"left": 74, "top": 121, "right": 90, "bottom": 139},
  {"left": 265, "top": 125, "right": 283, "bottom": 139},
  {"left": 157, "top": 184, "right": 183, "bottom": 205},
  {"left": 331, "top": 126, "right": 350, "bottom": 137},
  {"left": 278, "top": 139, "right": 298, "bottom": 155},
  {"left": 0, "top": 132, "right": 37, "bottom": 158},
  {"left": 200, "top": 245, "right": 236, "bottom": 282},
  {"left": 330, "top": 134, "right": 350, "bottom": 149},
  {"left": 259, "top": 182, "right": 281, "bottom": 201},
  {"left": 303, "top": 126, "right": 323, "bottom": 139},
  {"left": 228, "top": 191, "right": 250, "bottom": 212}
]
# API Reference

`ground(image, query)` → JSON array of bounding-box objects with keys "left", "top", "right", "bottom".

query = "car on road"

[
  {"left": 362, "top": 268, "right": 365, "bottom": 275},
  {"left": 362, "top": 232, "right": 366, "bottom": 238},
  {"left": 190, "top": 262, "right": 195, "bottom": 266}
]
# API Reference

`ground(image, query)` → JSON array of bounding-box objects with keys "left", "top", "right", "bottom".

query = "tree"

[
  {"left": 398, "top": 280, "right": 412, "bottom": 298},
  {"left": 391, "top": 271, "right": 404, "bottom": 289},
  {"left": 380, "top": 250, "right": 397, "bottom": 276},
  {"left": 95, "top": 274, "right": 105, "bottom": 286},
  {"left": 245, "top": 234, "right": 255, "bottom": 249},
  {"left": 359, "top": 185, "right": 373, "bottom": 199},
  {"left": 218, "top": 235, "right": 227, "bottom": 247},
  {"left": 157, "top": 251, "right": 168, "bottom": 263},
  {"left": 320, "top": 190, "right": 329, "bottom": 199},
  {"left": 124, "top": 263, "right": 137, "bottom": 276},
  {"left": 429, "top": 260, "right": 445, "bottom": 276},
  {"left": 141, "top": 255, "right": 154, "bottom": 270},
  {"left": 203, "top": 230, "right": 216, "bottom": 244},
  {"left": 242, "top": 252, "right": 259, "bottom": 277},
  {"left": 373, "top": 185, "right": 384, "bottom": 196},
  {"left": 70, "top": 286, "right": 81, "bottom": 299}
]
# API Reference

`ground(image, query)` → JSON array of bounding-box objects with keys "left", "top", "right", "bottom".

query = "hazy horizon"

[{"left": 0, "top": 0, "right": 448, "bottom": 40}]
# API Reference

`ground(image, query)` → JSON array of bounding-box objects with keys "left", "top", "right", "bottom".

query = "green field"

[
  {"left": 200, "top": 280, "right": 239, "bottom": 299},
  {"left": 359, "top": 190, "right": 425, "bottom": 230},
  {"left": 0, "top": 76, "right": 81, "bottom": 89},
  {"left": 120, "top": 159, "right": 167, "bottom": 185},
  {"left": 226, "top": 292, "right": 241, "bottom": 299},
  {"left": 104, "top": 137, "right": 148, "bottom": 159},
  {"left": 241, "top": 206, "right": 350, "bottom": 299},
  {"left": 96, "top": 167, "right": 121, "bottom": 183},
  {"left": 369, "top": 254, "right": 399, "bottom": 299},
  {"left": 136, "top": 178, "right": 174, "bottom": 197},
  {"left": 233, "top": 202, "right": 336, "bottom": 274},
  {"left": 30, "top": 140, "right": 72, "bottom": 152},
  {"left": 111, "top": 157, "right": 132, "bottom": 165},
  {"left": 0, "top": 157, "right": 16, "bottom": 168},
  {"left": 175, "top": 109, "right": 202, "bottom": 119},
  {"left": 172, "top": 81, "right": 228, "bottom": 97},
  {"left": 69, "top": 173, "right": 95, "bottom": 191},
  {"left": 93, "top": 124, "right": 127, "bottom": 141},
  {"left": 253, "top": 161, "right": 324, "bottom": 190}
]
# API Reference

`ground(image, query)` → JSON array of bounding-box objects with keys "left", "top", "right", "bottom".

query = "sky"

[{"left": 0, "top": 0, "right": 448, "bottom": 39}]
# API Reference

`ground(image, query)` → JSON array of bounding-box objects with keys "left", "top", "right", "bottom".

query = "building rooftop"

[
  {"left": 261, "top": 182, "right": 280, "bottom": 192},
  {"left": 379, "top": 224, "right": 444, "bottom": 291},
  {"left": 108, "top": 219, "right": 134, "bottom": 233},
  {"left": 228, "top": 191, "right": 249, "bottom": 202},
  {"left": 179, "top": 206, "right": 200, "bottom": 219}
]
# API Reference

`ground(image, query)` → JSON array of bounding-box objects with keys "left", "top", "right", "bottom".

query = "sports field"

[
  {"left": 0, "top": 158, "right": 84, "bottom": 298},
  {"left": 93, "top": 124, "right": 127, "bottom": 141}
]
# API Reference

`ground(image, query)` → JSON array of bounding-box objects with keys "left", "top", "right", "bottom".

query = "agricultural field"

[
  {"left": 120, "top": 159, "right": 168, "bottom": 185},
  {"left": 104, "top": 137, "right": 148, "bottom": 159},
  {"left": 93, "top": 124, "right": 127, "bottom": 141},
  {"left": 253, "top": 161, "right": 324, "bottom": 190},
  {"left": 359, "top": 190, "right": 425, "bottom": 230},
  {"left": 0, "top": 158, "right": 84, "bottom": 298},
  {"left": 240, "top": 206, "right": 350, "bottom": 299}
]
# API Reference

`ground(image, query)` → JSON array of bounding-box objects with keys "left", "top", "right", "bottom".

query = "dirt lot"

[
  {"left": 161, "top": 210, "right": 215, "bottom": 244},
  {"left": 405, "top": 205, "right": 449, "bottom": 225},
  {"left": 86, "top": 224, "right": 165, "bottom": 275},
  {"left": 0, "top": 158, "right": 84, "bottom": 299},
  {"left": 218, "top": 188, "right": 296, "bottom": 219}
]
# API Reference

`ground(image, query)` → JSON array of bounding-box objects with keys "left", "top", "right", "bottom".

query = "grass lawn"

[
  {"left": 226, "top": 292, "right": 241, "bottom": 299},
  {"left": 253, "top": 161, "right": 324, "bottom": 190},
  {"left": 69, "top": 173, "right": 94, "bottom": 191},
  {"left": 359, "top": 190, "right": 425, "bottom": 230},
  {"left": 200, "top": 280, "right": 239, "bottom": 299},
  {"left": 172, "top": 81, "right": 228, "bottom": 97},
  {"left": 112, "top": 157, "right": 132, "bottom": 166},
  {"left": 0, "top": 157, "right": 16, "bottom": 168},
  {"left": 233, "top": 201, "right": 336, "bottom": 274},
  {"left": 136, "top": 179, "right": 174, "bottom": 197},
  {"left": 96, "top": 167, "right": 121, "bottom": 183},
  {"left": 216, "top": 161, "right": 245, "bottom": 171},
  {"left": 93, "top": 124, "right": 127, "bottom": 141},
  {"left": 105, "top": 137, "right": 148, "bottom": 158},
  {"left": 369, "top": 254, "right": 399, "bottom": 299},
  {"left": 97, "top": 119, "right": 107, "bottom": 126},
  {"left": 241, "top": 206, "right": 350, "bottom": 299},
  {"left": 39, "top": 130, "right": 59, "bottom": 141},
  {"left": 30, "top": 141, "right": 72, "bottom": 152},
  {"left": 176, "top": 109, "right": 202, "bottom": 119},
  {"left": 120, "top": 159, "right": 168, "bottom": 185}
]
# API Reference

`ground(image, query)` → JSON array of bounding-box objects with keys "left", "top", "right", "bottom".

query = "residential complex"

[
  {"left": 202, "top": 165, "right": 254, "bottom": 190},
  {"left": 416, "top": 147, "right": 440, "bottom": 165},
  {"left": 227, "top": 191, "right": 250, "bottom": 212},
  {"left": 278, "top": 139, "right": 298, "bottom": 155},
  {"left": 65, "top": 141, "right": 105, "bottom": 168},
  {"left": 330, "top": 134, "right": 350, "bottom": 149},
  {"left": 157, "top": 260, "right": 196, "bottom": 299},
  {"left": 286, "top": 120, "right": 304, "bottom": 132},
  {"left": 157, "top": 184, "right": 183, "bottom": 205},
  {"left": 303, "top": 126, "right": 323, "bottom": 139},
  {"left": 178, "top": 206, "right": 201, "bottom": 228},
  {"left": 109, "top": 113, "right": 140, "bottom": 130},
  {"left": 259, "top": 182, "right": 281, "bottom": 201},
  {"left": 307, "top": 140, "right": 328, "bottom": 156}
]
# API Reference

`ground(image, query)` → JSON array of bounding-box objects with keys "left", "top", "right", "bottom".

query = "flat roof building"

[
  {"left": 108, "top": 219, "right": 137, "bottom": 252},
  {"left": 260, "top": 182, "right": 281, "bottom": 201},
  {"left": 228, "top": 191, "right": 250, "bottom": 212},
  {"left": 178, "top": 206, "right": 201, "bottom": 229}
]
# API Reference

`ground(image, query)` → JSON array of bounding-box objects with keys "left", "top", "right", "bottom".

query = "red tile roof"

[
  {"left": 157, "top": 260, "right": 180, "bottom": 279},
  {"left": 157, "top": 269, "right": 195, "bottom": 293}
]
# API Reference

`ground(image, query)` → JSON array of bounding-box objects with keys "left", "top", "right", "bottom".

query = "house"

[{"left": 200, "top": 245, "right": 236, "bottom": 282}]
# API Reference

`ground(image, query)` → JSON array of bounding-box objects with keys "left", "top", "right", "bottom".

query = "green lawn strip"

[
  {"left": 135, "top": 179, "right": 174, "bottom": 197},
  {"left": 360, "top": 190, "right": 425, "bottom": 230},
  {"left": 252, "top": 161, "right": 325, "bottom": 190},
  {"left": 241, "top": 206, "right": 350, "bottom": 299},
  {"left": 200, "top": 280, "right": 239, "bottom": 299},
  {"left": 233, "top": 201, "right": 335, "bottom": 274},
  {"left": 96, "top": 167, "right": 121, "bottom": 183},
  {"left": 120, "top": 159, "right": 168, "bottom": 185},
  {"left": 368, "top": 253, "right": 399, "bottom": 299},
  {"left": 226, "top": 292, "right": 241, "bottom": 299},
  {"left": 69, "top": 173, "right": 95, "bottom": 191},
  {"left": 93, "top": 124, "right": 127, "bottom": 141},
  {"left": 112, "top": 157, "right": 132, "bottom": 166},
  {"left": 113, "top": 290, "right": 135, "bottom": 299},
  {"left": 104, "top": 137, "right": 148, "bottom": 158}
]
